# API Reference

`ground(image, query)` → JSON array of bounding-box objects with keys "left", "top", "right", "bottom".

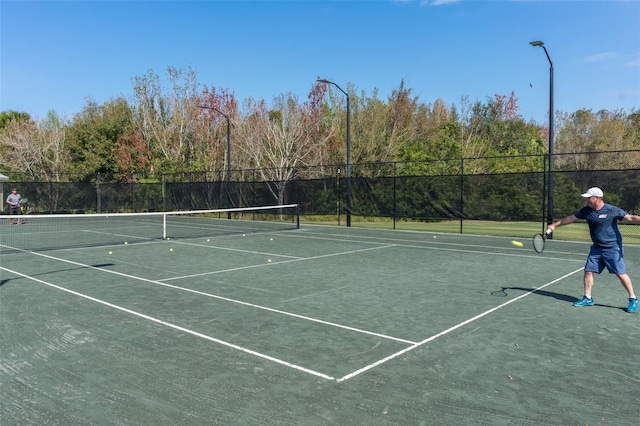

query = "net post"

[
  {"left": 295, "top": 204, "right": 300, "bottom": 229},
  {"left": 163, "top": 213, "right": 167, "bottom": 240}
]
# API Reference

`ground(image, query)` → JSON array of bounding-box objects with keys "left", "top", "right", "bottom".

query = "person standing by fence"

[{"left": 6, "top": 188, "right": 22, "bottom": 225}]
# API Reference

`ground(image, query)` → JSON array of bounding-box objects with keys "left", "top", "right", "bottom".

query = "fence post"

[
  {"left": 162, "top": 173, "right": 166, "bottom": 212},
  {"left": 459, "top": 157, "right": 464, "bottom": 234},
  {"left": 49, "top": 180, "right": 53, "bottom": 214},
  {"left": 393, "top": 162, "right": 397, "bottom": 230},
  {"left": 337, "top": 168, "right": 341, "bottom": 226},
  {"left": 542, "top": 155, "right": 547, "bottom": 234},
  {"left": 97, "top": 172, "right": 101, "bottom": 213}
]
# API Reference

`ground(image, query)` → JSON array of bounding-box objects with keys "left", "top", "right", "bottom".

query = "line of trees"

[{"left": 1, "top": 66, "right": 639, "bottom": 184}]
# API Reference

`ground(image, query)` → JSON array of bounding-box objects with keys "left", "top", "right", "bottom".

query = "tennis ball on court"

[
  {"left": 270, "top": 238, "right": 273, "bottom": 241},
  {"left": 433, "top": 235, "right": 437, "bottom": 239},
  {"left": 108, "top": 251, "right": 113, "bottom": 255},
  {"left": 170, "top": 248, "right": 174, "bottom": 252},
  {"left": 268, "top": 259, "right": 272, "bottom": 263},
  {"left": 166, "top": 237, "right": 170, "bottom": 240},
  {"left": 511, "top": 240, "right": 524, "bottom": 248},
  {"left": 124, "top": 241, "right": 128, "bottom": 245},
  {"left": 207, "top": 239, "right": 210, "bottom": 242},
  {"left": 242, "top": 234, "right": 246, "bottom": 237}
]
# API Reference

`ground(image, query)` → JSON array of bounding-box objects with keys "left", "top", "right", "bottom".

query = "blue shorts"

[{"left": 585, "top": 245, "right": 626, "bottom": 275}]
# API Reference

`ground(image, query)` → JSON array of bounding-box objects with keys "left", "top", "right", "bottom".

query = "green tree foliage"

[
  {"left": 351, "top": 89, "right": 388, "bottom": 170},
  {"left": 398, "top": 120, "right": 462, "bottom": 177},
  {"left": 0, "top": 110, "right": 31, "bottom": 131},
  {"left": 65, "top": 97, "right": 135, "bottom": 181},
  {"left": 362, "top": 81, "right": 420, "bottom": 170},
  {"left": 395, "top": 91, "right": 546, "bottom": 177},
  {"left": 555, "top": 108, "right": 639, "bottom": 170}
]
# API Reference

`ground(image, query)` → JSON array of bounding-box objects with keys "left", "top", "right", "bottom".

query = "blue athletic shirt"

[{"left": 574, "top": 203, "right": 627, "bottom": 248}]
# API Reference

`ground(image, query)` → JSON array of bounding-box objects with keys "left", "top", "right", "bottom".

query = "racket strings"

[{"left": 533, "top": 234, "right": 545, "bottom": 253}]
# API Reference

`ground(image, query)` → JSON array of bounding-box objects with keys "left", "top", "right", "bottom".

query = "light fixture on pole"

[
  {"left": 199, "top": 105, "right": 232, "bottom": 218},
  {"left": 317, "top": 78, "right": 352, "bottom": 227},
  {"left": 530, "top": 40, "right": 554, "bottom": 238}
]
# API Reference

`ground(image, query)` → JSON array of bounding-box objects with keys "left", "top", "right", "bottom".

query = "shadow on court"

[
  {"left": 492, "top": 286, "right": 628, "bottom": 312},
  {"left": 0, "top": 263, "right": 114, "bottom": 286}
]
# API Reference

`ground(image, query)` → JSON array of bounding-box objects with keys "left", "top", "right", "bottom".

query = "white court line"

[
  {"left": 160, "top": 243, "right": 399, "bottom": 281},
  {"left": 336, "top": 267, "right": 585, "bottom": 382},
  {"left": 82, "top": 228, "right": 155, "bottom": 241},
  {"left": 280, "top": 231, "right": 586, "bottom": 262},
  {"left": 8, "top": 248, "right": 416, "bottom": 345},
  {"left": 0, "top": 265, "right": 334, "bottom": 381},
  {"left": 170, "top": 239, "right": 303, "bottom": 259}
]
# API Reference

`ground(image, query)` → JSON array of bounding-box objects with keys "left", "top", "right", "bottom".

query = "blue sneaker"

[
  {"left": 573, "top": 296, "right": 595, "bottom": 307},
  {"left": 628, "top": 298, "right": 638, "bottom": 313}
]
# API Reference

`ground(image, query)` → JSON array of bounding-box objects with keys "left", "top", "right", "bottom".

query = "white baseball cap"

[{"left": 581, "top": 187, "right": 603, "bottom": 198}]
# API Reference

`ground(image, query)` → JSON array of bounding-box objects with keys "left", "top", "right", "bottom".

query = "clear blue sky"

[{"left": 2, "top": 0, "right": 639, "bottom": 124}]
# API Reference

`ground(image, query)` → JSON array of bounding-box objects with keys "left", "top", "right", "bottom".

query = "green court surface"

[{"left": 1, "top": 224, "right": 639, "bottom": 425}]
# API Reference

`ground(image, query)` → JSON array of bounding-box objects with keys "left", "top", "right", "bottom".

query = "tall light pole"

[
  {"left": 317, "top": 78, "right": 352, "bottom": 227},
  {"left": 530, "top": 40, "right": 554, "bottom": 237},
  {"left": 199, "top": 105, "right": 232, "bottom": 218}
]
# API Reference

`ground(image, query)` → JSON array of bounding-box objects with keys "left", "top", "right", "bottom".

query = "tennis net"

[{"left": 0, "top": 204, "right": 299, "bottom": 254}]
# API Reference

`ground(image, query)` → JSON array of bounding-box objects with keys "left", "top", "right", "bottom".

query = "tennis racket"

[{"left": 532, "top": 229, "right": 552, "bottom": 253}]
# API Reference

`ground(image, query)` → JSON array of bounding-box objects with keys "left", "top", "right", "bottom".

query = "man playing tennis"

[{"left": 547, "top": 187, "right": 640, "bottom": 313}]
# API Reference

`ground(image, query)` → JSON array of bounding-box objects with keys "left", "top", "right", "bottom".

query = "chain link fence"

[{"left": 3, "top": 150, "right": 639, "bottom": 239}]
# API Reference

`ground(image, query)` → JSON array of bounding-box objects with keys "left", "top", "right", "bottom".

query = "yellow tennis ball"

[
  {"left": 124, "top": 241, "right": 128, "bottom": 245},
  {"left": 270, "top": 238, "right": 273, "bottom": 241},
  {"left": 511, "top": 240, "right": 524, "bottom": 248},
  {"left": 170, "top": 248, "right": 174, "bottom": 252},
  {"left": 267, "top": 259, "right": 272, "bottom": 263},
  {"left": 108, "top": 251, "right": 113, "bottom": 255}
]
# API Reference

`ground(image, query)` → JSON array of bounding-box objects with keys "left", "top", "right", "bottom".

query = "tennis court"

[{"left": 1, "top": 208, "right": 639, "bottom": 425}]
